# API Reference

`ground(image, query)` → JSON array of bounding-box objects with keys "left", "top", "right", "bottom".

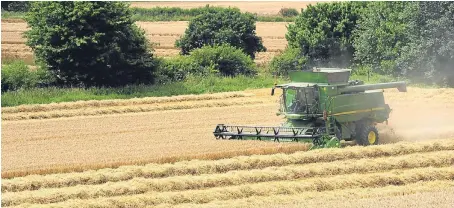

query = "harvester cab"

[{"left": 214, "top": 68, "right": 407, "bottom": 149}]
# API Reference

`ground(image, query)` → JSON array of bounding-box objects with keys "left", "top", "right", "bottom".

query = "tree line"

[{"left": 273, "top": 1, "right": 454, "bottom": 86}]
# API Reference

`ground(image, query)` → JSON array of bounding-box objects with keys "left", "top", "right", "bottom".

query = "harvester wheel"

[{"left": 356, "top": 124, "right": 379, "bottom": 146}]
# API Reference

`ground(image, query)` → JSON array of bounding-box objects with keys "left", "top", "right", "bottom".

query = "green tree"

[
  {"left": 175, "top": 7, "right": 266, "bottom": 59},
  {"left": 1, "top": 1, "right": 29, "bottom": 12},
  {"left": 353, "top": 2, "right": 454, "bottom": 86},
  {"left": 398, "top": 2, "right": 454, "bottom": 86},
  {"left": 353, "top": 2, "right": 418, "bottom": 75},
  {"left": 25, "top": 2, "right": 156, "bottom": 87},
  {"left": 286, "top": 2, "right": 366, "bottom": 68}
]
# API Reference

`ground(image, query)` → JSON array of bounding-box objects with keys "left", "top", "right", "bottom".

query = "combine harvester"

[{"left": 214, "top": 68, "right": 407, "bottom": 149}]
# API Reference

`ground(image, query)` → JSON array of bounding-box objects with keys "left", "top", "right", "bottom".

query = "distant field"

[
  {"left": 1, "top": 20, "right": 288, "bottom": 65},
  {"left": 130, "top": 1, "right": 318, "bottom": 15},
  {"left": 1, "top": 1, "right": 324, "bottom": 64}
]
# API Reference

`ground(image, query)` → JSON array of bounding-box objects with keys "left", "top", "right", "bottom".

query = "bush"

[
  {"left": 278, "top": 8, "right": 299, "bottom": 17},
  {"left": 131, "top": 6, "right": 230, "bottom": 21},
  {"left": 1, "top": 61, "right": 38, "bottom": 92},
  {"left": 269, "top": 48, "right": 307, "bottom": 76},
  {"left": 155, "top": 45, "right": 257, "bottom": 83},
  {"left": 175, "top": 7, "right": 266, "bottom": 59},
  {"left": 24, "top": 2, "right": 157, "bottom": 87},
  {"left": 189, "top": 45, "right": 257, "bottom": 76},
  {"left": 155, "top": 56, "right": 197, "bottom": 84},
  {"left": 286, "top": 2, "right": 367, "bottom": 68}
]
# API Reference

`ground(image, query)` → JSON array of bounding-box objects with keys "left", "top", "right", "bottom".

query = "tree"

[
  {"left": 25, "top": 2, "right": 156, "bottom": 87},
  {"left": 353, "top": 2, "right": 454, "bottom": 86},
  {"left": 353, "top": 2, "right": 418, "bottom": 76},
  {"left": 175, "top": 7, "right": 266, "bottom": 59},
  {"left": 398, "top": 2, "right": 454, "bottom": 86},
  {"left": 1, "top": 1, "right": 29, "bottom": 12},
  {"left": 286, "top": 2, "right": 367, "bottom": 68}
]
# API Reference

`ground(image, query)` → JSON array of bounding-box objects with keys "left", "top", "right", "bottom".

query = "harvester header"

[{"left": 214, "top": 68, "right": 407, "bottom": 149}]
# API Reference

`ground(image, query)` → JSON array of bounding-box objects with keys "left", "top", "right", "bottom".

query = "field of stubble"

[
  {"left": 1, "top": 20, "right": 288, "bottom": 65},
  {"left": 2, "top": 2, "right": 454, "bottom": 206},
  {"left": 3, "top": 1, "right": 319, "bottom": 64},
  {"left": 2, "top": 87, "right": 454, "bottom": 207}
]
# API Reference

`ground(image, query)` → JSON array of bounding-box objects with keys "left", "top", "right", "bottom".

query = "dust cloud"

[{"left": 377, "top": 87, "right": 454, "bottom": 143}]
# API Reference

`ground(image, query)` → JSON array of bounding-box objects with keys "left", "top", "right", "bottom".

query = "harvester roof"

[{"left": 287, "top": 68, "right": 351, "bottom": 85}]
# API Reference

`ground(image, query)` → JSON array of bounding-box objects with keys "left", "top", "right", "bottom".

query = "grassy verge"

[{"left": 1, "top": 75, "right": 283, "bottom": 107}]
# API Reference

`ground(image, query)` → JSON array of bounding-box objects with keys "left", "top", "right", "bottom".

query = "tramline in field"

[{"left": 214, "top": 68, "right": 407, "bottom": 148}]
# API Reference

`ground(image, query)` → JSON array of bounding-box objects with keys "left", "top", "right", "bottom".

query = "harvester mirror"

[
  {"left": 271, "top": 88, "right": 275, "bottom": 96},
  {"left": 398, "top": 83, "right": 407, "bottom": 92}
]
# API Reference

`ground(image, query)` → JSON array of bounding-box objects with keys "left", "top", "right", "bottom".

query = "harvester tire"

[{"left": 356, "top": 124, "right": 379, "bottom": 146}]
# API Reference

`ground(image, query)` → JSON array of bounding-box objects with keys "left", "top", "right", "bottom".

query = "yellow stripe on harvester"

[{"left": 331, "top": 107, "right": 385, "bottom": 116}]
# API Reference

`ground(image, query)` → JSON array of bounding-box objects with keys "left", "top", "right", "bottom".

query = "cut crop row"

[
  {"left": 2, "top": 99, "right": 264, "bottom": 120},
  {"left": 168, "top": 180, "right": 454, "bottom": 208},
  {"left": 1, "top": 92, "right": 252, "bottom": 114},
  {"left": 3, "top": 151, "right": 453, "bottom": 206},
  {"left": 3, "top": 139, "right": 453, "bottom": 192},
  {"left": 15, "top": 167, "right": 454, "bottom": 207}
]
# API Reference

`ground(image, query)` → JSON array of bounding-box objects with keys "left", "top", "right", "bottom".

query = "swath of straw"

[
  {"left": 3, "top": 138, "right": 453, "bottom": 192},
  {"left": 3, "top": 151, "right": 453, "bottom": 206},
  {"left": 19, "top": 167, "right": 454, "bottom": 207}
]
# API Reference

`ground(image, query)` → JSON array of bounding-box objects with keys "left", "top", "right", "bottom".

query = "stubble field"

[
  {"left": 2, "top": 87, "right": 454, "bottom": 207},
  {"left": 1, "top": 20, "right": 288, "bottom": 65},
  {"left": 2, "top": 2, "right": 454, "bottom": 206}
]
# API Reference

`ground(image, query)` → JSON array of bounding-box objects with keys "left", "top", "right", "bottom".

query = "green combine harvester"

[{"left": 213, "top": 68, "right": 407, "bottom": 148}]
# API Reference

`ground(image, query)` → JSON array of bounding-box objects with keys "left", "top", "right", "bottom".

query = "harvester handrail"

[{"left": 339, "top": 81, "right": 407, "bottom": 93}]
